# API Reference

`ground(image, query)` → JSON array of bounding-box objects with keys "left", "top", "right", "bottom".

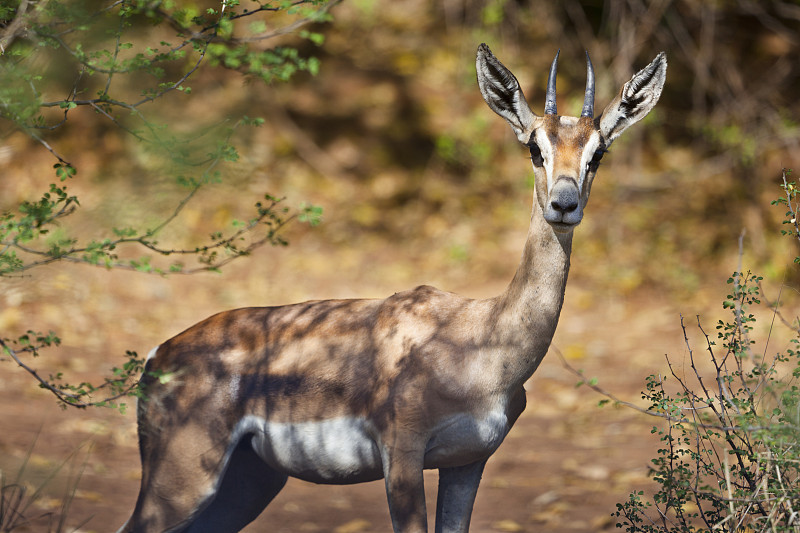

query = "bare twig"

[
  {"left": 759, "top": 280, "right": 800, "bottom": 337},
  {"left": 554, "top": 345, "right": 772, "bottom": 432},
  {"left": 22, "top": 129, "right": 72, "bottom": 168}
]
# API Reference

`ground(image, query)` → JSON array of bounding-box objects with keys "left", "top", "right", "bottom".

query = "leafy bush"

[
  {"left": 613, "top": 169, "right": 800, "bottom": 532},
  {"left": 0, "top": 0, "right": 335, "bottom": 408}
]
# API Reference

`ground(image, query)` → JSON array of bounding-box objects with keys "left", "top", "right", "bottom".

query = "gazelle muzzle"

[{"left": 544, "top": 176, "right": 582, "bottom": 228}]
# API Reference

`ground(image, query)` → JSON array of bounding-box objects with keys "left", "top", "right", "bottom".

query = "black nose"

[{"left": 550, "top": 187, "right": 579, "bottom": 213}]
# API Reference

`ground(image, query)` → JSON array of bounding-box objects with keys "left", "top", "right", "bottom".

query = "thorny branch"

[
  {"left": 1, "top": 112, "right": 300, "bottom": 276},
  {"left": 557, "top": 284, "right": 795, "bottom": 437}
]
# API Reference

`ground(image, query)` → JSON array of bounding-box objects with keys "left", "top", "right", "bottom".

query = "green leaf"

[
  {"left": 298, "top": 203, "right": 323, "bottom": 226},
  {"left": 54, "top": 163, "right": 76, "bottom": 181},
  {"left": 299, "top": 30, "right": 325, "bottom": 46}
]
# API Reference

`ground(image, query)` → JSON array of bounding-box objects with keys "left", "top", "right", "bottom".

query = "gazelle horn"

[
  {"left": 581, "top": 51, "right": 595, "bottom": 118},
  {"left": 544, "top": 49, "right": 559, "bottom": 115}
]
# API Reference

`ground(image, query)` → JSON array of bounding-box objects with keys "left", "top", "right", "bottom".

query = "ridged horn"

[
  {"left": 544, "top": 49, "right": 559, "bottom": 115},
  {"left": 581, "top": 51, "right": 595, "bottom": 118}
]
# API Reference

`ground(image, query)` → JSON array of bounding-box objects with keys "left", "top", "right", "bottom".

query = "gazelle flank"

[{"left": 118, "top": 44, "right": 667, "bottom": 533}]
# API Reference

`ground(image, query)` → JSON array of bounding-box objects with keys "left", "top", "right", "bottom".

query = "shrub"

[
  {"left": 0, "top": 0, "right": 335, "bottom": 409},
  {"left": 612, "top": 169, "right": 800, "bottom": 532}
]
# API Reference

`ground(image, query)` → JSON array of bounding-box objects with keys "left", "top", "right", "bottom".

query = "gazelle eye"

[
  {"left": 528, "top": 141, "right": 544, "bottom": 167},
  {"left": 586, "top": 147, "right": 605, "bottom": 173}
]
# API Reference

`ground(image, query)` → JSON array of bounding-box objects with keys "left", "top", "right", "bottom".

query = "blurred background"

[{"left": 1, "top": 0, "right": 799, "bottom": 531}]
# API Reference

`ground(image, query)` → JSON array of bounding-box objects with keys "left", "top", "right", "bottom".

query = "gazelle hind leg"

[
  {"left": 181, "top": 435, "right": 287, "bottom": 533},
  {"left": 123, "top": 428, "right": 284, "bottom": 533}
]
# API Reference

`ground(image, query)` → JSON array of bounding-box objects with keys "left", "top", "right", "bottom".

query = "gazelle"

[{"left": 120, "top": 44, "right": 666, "bottom": 533}]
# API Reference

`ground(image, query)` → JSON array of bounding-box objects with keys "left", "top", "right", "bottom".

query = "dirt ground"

[
  {"left": 2, "top": 1, "right": 799, "bottom": 529},
  {"left": 0, "top": 150, "right": 761, "bottom": 532},
  {"left": 0, "top": 106, "right": 759, "bottom": 532},
  {"left": 0, "top": 250, "right": 707, "bottom": 533}
]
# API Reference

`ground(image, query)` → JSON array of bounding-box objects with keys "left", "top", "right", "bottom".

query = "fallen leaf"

[
  {"left": 492, "top": 519, "right": 524, "bottom": 532},
  {"left": 334, "top": 518, "right": 372, "bottom": 533},
  {"left": 76, "top": 489, "right": 103, "bottom": 502}
]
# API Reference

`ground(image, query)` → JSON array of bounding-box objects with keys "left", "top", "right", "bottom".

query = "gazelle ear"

[
  {"left": 476, "top": 43, "right": 536, "bottom": 144},
  {"left": 599, "top": 52, "right": 667, "bottom": 145}
]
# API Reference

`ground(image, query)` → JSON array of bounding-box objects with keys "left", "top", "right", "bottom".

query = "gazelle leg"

[
  {"left": 434, "top": 460, "right": 487, "bottom": 533},
  {"left": 382, "top": 444, "right": 428, "bottom": 533},
  {"left": 124, "top": 429, "right": 222, "bottom": 532},
  {"left": 125, "top": 427, "right": 284, "bottom": 533},
  {"left": 182, "top": 436, "right": 287, "bottom": 533}
]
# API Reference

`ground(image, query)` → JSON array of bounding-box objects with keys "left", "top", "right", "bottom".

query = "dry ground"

[
  {"left": 2, "top": 4, "right": 797, "bottom": 529},
  {"left": 0, "top": 129, "right": 773, "bottom": 531},
  {"left": 1, "top": 247, "right": 708, "bottom": 533}
]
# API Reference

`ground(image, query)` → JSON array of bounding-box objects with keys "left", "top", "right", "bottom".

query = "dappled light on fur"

[{"left": 120, "top": 46, "right": 665, "bottom": 533}]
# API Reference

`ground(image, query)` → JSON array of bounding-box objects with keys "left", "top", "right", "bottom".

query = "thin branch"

[
  {"left": 87, "top": 101, "right": 148, "bottom": 142},
  {"left": 137, "top": 0, "right": 338, "bottom": 55},
  {"left": 101, "top": 10, "right": 126, "bottom": 97},
  {"left": 131, "top": 41, "right": 208, "bottom": 108},
  {"left": 0, "top": 0, "right": 30, "bottom": 54},
  {"left": 0, "top": 337, "right": 138, "bottom": 408},
  {"left": 145, "top": 118, "right": 240, "bottom": 237},
  {"left": 759, "top": 280, "right": 800, "bottom": 336},
  {"left": 3, "top": 195, "right": 295, "bottom": 275},
  {"left": 554, "top": 346, "right": 775, "bottom": 432},
  {"left": 23, "top": 129, "right": 72, "bottom": 167}
]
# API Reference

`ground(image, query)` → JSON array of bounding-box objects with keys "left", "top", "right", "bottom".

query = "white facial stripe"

[
  {"left": 578, "top": 132, "right": 602, "bottom": 188},
  {"left": 534, "top": 129, "right": 555, "bottom": 191},
  {"left": 531, "top": 120, "right": 602, "bottom": 199}
]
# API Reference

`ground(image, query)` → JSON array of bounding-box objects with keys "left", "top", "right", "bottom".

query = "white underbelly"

[
  {"left": 246, "top": 416, "right": 384, "bottom": 484},
  {"left": 236, "top": 410, "right": 511, "bottom": 484}
]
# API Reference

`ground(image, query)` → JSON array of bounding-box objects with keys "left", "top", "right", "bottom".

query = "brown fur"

[{"left": 120, "top": 45, "right": 666, "bottom": 533}]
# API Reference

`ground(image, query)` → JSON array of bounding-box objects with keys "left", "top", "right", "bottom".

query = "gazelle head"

[{"left": 476, "top": 44, "right": 666, "bottom": 233}]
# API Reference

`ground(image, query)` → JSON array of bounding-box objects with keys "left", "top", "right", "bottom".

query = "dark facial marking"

[
  {"left": 527, "top": 137, "right": 543, "bottom": 167},
  {"left": 586, "top": 146, "right": 606, "bottom": 174}
]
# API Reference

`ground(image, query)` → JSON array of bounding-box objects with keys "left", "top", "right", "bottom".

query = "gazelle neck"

[{"left": 492, "top": 186, "right": 574, "bottom": 383}]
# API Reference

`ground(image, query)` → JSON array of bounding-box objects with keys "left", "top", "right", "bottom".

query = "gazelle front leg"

[
  {"left": 382, "top": 438, "right": 429, "bottom": 533},
  {"left": 434, "top": 460, "right": 487, "bottom": 533}
]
